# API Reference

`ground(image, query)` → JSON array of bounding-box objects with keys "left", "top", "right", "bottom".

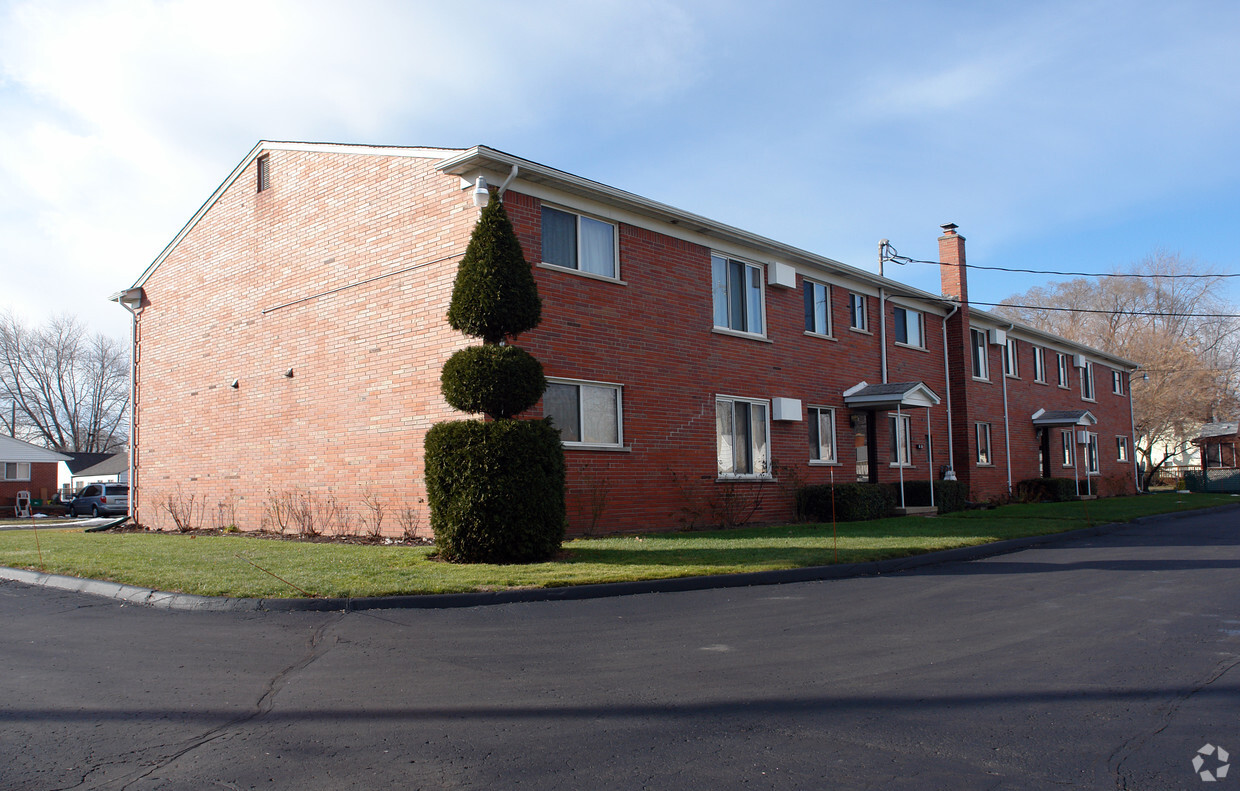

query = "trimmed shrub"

[
  {"left": 446, "top": 197, "right": 542, "bottom": 344},
  {"left": 797, "top": 483, "right": 895, "bottom": 522},
  {"left": 885, "top": 480, "right": 969, "bottom": 514},
  {"left": 1015, "top": 477, "right": 1080, "bottom": 502},
  {"left": 425, "top": 419, "right": 566, "bottom": 564},
  {"left": 441, "top": 344, "right": 546, "bottom": 419}
]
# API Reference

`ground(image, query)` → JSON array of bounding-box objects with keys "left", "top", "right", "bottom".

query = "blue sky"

[{"left": 2, "top": 0, "right": 1238, "bottom": 340}]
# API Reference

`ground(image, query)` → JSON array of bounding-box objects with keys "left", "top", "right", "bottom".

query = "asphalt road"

[{"left": 2, "top": 508, "right": 1238, "bottom": 790}]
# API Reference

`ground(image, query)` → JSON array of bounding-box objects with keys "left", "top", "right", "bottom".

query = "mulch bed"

[{"left": 104, "top": 524, "right": 435, "bottom": 547}]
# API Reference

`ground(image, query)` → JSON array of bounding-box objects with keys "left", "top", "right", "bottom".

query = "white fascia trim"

[
  {"left": 967, "top": 305, "right": 1137, "bottom": 370},
  {"left": 128, "top": 141, "right": 467, "bottom": 291},
  {"left": 436, "top": 146, "right": 946, "bottom": 307}
]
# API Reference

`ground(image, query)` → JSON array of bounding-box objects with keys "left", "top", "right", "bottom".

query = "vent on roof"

[{"left": 257, "top": 154, "right": 271, "bottom": 192}]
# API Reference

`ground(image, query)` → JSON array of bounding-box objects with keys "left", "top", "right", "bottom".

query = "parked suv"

[{"left": 67, "top": 483, "right": 129, "bottom": 518}]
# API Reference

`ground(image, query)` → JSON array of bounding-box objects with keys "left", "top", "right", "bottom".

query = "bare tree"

[
  {"left": 996, "top": 251, "right": 1240, "bottom": 489},
  {"left": 0, "top": 311, "right": 129, "bottom": 452}
]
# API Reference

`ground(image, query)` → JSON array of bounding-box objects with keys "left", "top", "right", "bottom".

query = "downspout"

[
  {"left": 497, "top": 164, "right": 519, "bottom": 199},
  {"left": 941, "top": 303, "right": 958, "bottom": 477},
  {"left": 1002, "top": 323, "right": 1014, "bottom": 496},
  {"left": 1128, "top": 368, "right": 1140, "bottom": 492},
  {"left": 115, "top": 294, "right": 139, "bottom": 522},
  {"left": 878, "top": 241, "right": 888, "bottom": 384}
]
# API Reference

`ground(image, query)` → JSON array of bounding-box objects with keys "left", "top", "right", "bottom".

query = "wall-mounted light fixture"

[
  {"left": 284, "top": 368, "right": 294, "bottom": 378},
  {"left": 230, "top": 379, "right": 239, "bottom": 389},
  {"left": 472, "top": 176, "right": 490, "bottom": 208}
]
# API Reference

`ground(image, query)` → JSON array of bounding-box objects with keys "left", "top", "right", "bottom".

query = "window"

[
  {"left": 976, "top": 423, "right": 993, "bottom": 465},
  {"left": 256, "top": 154, "right": 270, "bottom": 192},
  {"left": 541, "top": 206, "right": 617, "bottom": 278},
  {"left": 848, "top": 293, "right": 868, "bottom": 331},
  {"left": 1086, "top": 433, "right": 1100, "bottom": 474},
  {"left": 1057, "top": 354, "right": 1070, "bottom": 388},
  {"left": 1033, "top": 346, "right": 1047, "bottom": 383},
  {"left": 1081, "top": 361, "right": 1095, "bottom": 400},
  {"left": 2, "top": 462, "right": 31, "bottom": 481},
  {"left": 889, "top": 413, "right": 912, "bottom": 466},
  {"left": 1112, "top": 370, "right": 1125, "bottom": 395},
  {"left": 716, "top": 396, "right": 769, "bottom": 477},
  {"left": 544, "top": 380, "right": 622, "bottom": 447},
  {"left": 808, "top": 406, "right": 837, "bottom": 463},
  {"left": 1117, "top": 436, "right": 1129, "bottom": 462},
  {"left": 893, "top": 306, "right": 924, "bottom": 348},
  {"left": 711, "top": 255, "right": 764, "bottom": 335},
  {"left": 970, "top": 329, "right": 988, "bottom": 379},
  {"left": 1062, "top": 431, "right": 1074, "bottom": 466},
  {"left": 1003, "top": 338, "right": 1019, "bottom": 377},
  {"left": 803, "top": 280, "right": 831, "bottom": 336}
]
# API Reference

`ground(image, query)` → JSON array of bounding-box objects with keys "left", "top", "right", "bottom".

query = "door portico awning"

[
  {"left": 1030, "top": 408, "right": 1097, "bottom": 427},
  {"left": 843, "top": 381, "right": 941, "bottom": 410}
]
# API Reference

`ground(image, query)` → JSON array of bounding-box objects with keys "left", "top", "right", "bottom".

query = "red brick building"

[
  {"left": 117, "top": 142, "right": 1138, "bottom": 535},
  {"left": 0, "top": 434, "right": 68, "bottom": 515}
]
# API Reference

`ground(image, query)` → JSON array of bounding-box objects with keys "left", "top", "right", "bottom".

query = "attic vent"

[{"left": 257, "top": 154, "right": 271, "bottom": 192}]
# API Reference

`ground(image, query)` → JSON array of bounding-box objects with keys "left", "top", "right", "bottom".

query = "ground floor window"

[
  {"left": 1116, "top": 436, "right": 1129, "bottom": 462},
  {"left": 1086, "top": 433, "right": 1100, "bottom": 474},
  {"left": 2, "top": 462, "right": 31, "bottom": 481},
  {"left": 808, "top": 406, "right": 836, "bottom": 463},
  {"left": 1061, "top": 431, "right": 1074, "bottom": 467},
  {"left": 889, "top": 413, "right": 912, "bottom": 467},
  {"left": 976, "top": 423, "right": 993, "bottom": 466},
  {"left": 717, "top": 396, "right": 769, "bottom": 477},
  {"left": 544, "top": 379, "right": 623, "bottom": 447}
]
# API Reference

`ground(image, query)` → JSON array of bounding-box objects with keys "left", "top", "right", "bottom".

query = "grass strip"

[{"left": 0, "top": 492, "right": 1233, "bottom": 599}]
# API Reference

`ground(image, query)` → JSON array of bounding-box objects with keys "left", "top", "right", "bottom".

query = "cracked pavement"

[{"left": 2, "top": 508, "right": 1238, "bottom": 789}]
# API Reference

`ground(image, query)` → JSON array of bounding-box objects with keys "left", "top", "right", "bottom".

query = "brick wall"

[{"left": 0, "top": 463, "right": 59, "bottom": 513}]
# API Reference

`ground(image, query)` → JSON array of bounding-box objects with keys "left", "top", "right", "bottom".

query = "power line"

[
  {"left": 973, "top": 301, "right": 1240, "bottom": 319},
  {"left": 879, "top": 247, "right": 1240, "bottom": 279}
]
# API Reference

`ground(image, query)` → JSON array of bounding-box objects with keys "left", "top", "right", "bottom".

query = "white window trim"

[
  {"left": 976, "top": 422, "right": 994, "bottom": 466},
  {"left": 848, "top": 292, "right": 869, "bottom": 333},
  {"left": 1081, "top": 361, "right": 1096, "bottom": 402},
  {"left": 893, "top": 306, "right": 926, "bottom": 350},
  {"left": 716, "top": 394, "right": 772, "bottom": 479},
  {"left": 711, "top": 254, "right": 767, "bottom": 338},
  {"left": 1061, "top": 431, "right": 1074, "bottom": 467},
  {"left": 888, "top": 412, "right": 914, "bottom": 468},
  {"left": 1086, "top": 432, "right": 1100, "bottom": 475},
  {"left": 971, "top": 328, "right": 989, "bottom": 381},
  {"left": 807, "top": 405, "right": 839, "bottom": 465},
  {"left": 540, "top": 204, "right": 621, "bottom": 281},
  {"left": 1057, "top": 353, "right": 1071, "bottom": 389},
  {"left": 1003, "top": 338, "right": 1020, "bottom": 378},
  {"left": 545, "top": 377, "right": 627, "bottom": 450},
  {"left": 2, "top": 462, "right": 32, "bottom": 481},
  {"left": 1116, "top": 435, "right": 1129, "bottom": 462},
  {"left": 803, "top": 279, "right": 834, "bottom": 338},
  {"left": 1111, "top": 369, "right": 1125, "bottom": 396},
  {"left": 1032, "top": 346, "right": 1047, "bottom": 384}
]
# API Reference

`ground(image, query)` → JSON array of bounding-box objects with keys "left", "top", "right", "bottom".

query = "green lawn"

[{"left": 0, "top": 492, "right": 1233, "bottom": 599}]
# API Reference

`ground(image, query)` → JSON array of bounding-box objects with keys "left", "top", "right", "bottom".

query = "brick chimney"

[{"left": 938, "top": 223, "right": 967, "bottom": 303}]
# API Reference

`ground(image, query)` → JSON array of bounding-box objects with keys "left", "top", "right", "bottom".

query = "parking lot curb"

[{"left": 2, "top": 502, "right": 1237, "bottom": 612}]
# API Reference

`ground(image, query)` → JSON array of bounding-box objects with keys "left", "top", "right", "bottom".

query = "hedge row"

[
  {"left": 1015, "top": 477, "right": 1083, "bottom": 502},
  {"left": 796, "top": 480, "right": 969, "bottom": 522}
]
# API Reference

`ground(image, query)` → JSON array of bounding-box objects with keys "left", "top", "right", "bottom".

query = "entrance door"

[{"left": 1039, "top": 427, "right": 1051, "bottom": 479}]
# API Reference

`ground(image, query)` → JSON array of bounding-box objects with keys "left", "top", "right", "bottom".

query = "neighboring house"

[
  {"left": 1192, "top": 423, "right": 1239, "bottom": 469},
  {"left": 1, "top": 435, "right": 70, "bottom": 514},
  {"left": 59, "top": 452, "right": 129, "bottom": 496},
  {"left": 115, "top": 142, "right": 1139, "bottom": 535}
]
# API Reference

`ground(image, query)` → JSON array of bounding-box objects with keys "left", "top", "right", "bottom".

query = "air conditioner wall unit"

[{"left": 989, "top": 328, "right": 1007, "bottom": 345}]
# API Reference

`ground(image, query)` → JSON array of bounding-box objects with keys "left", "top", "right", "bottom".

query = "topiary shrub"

[
  {"left": 441, "top": 344, "right": 546, "bottom": 419},
  {"left": 426, "top": 193, "right": 566, "bottom": 563},
  {"left": 425, "top": 419, "right": 566, "bottom": 563},
  {"left": 796, "top": 483, "right": 895, "bottom": 522}
]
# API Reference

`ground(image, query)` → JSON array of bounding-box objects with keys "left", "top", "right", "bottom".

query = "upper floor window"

[
  {"left": 716, "top": 395, "right": 769, "bottom": 477},
  {"left": 1003, "top": 338, "right": 1019, "bottom": 377},
  {"left": 2, "top": 462, "right": 31, "bottom": 481},
  {"left": 256, "top": 154, "right": 271, "bottom": 192},
  {"left": 711, "top": 255, "right": 764, "bottom": 335},
  {"left": 1057, "top": 353, "right": 1071, "bottom": 388},
  {"left": 970, "top": 328, "right": 988, "bottom": 379},
  {"left": 889, "top": 413, "right": 912, "bottom": 466},
  {"left": 1032, "top": 346, "right": 1047, "bottom": 383},
  {"left": 804, "top": 280, "right": 831, "bottom": 336},
  {"left": 893, "top": 306, "right": 924, "bottom": 348},
  {"left": 544, "top": 379, "right": 623, "bottom": 448},
  {"left": 541, "top": 206, "right": 617, "bottom": 278},
  {"left": 1112, "top": 370, "right": 1125, "bottom": 395},
  {"left": 1081, "top": 361, "right": 1095, "bottom": 401},
  {"left": 808, "top": 406, "right": 837, "bottom": 463},
  {"left": 848, "top": 293, "right": 868, "bottom": 331}
]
